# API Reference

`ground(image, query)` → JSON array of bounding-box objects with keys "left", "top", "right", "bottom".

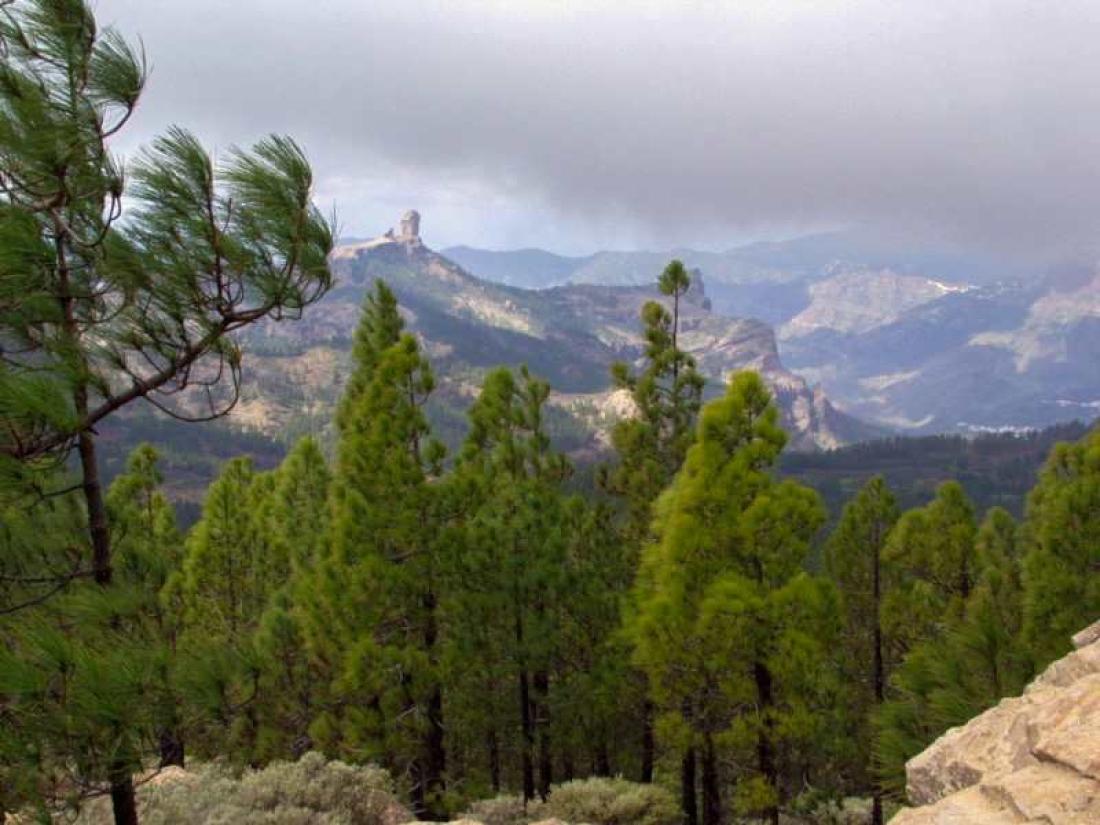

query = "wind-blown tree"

[
  {"left": 599, "top": 259, "right": 705, "bottom": 783},
  {"left": 824, "top": 476, "right": 899, "bottom": 825},
  {"left": 0, "top": 0, "right": 333, "bottom": 592},
  {"left": 302, "top": 284, "right": 449, "bottom": 818},
  {"left": 630, "top": 372, "right": 832, "bottom": 825},
  {"left": 1, "top": 6, "right": 330, "bottom": 813},
  {"left": 1021, "top": 427, "right": 1100, "bottom": 665}
]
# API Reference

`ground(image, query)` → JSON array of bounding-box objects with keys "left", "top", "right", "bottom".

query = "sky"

[{"left": 94, "top": 0, "right": 1100, "bottom": 260}]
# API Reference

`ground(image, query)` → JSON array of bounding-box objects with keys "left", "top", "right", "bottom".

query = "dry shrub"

[
  {"left": 461, "top": 777, "right": 677, "bottom": 825},
  {"left": 539, "top": 777, "right": 678, "bottom": 825},
  {"left": 74, "top": 752, "right": 406, "bottom": 825}
]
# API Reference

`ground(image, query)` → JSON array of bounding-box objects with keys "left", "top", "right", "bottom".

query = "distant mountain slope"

[
  {"left": 447, "top": 230, "right": 1098, "bottom": 434},
  {"left": 442, "top": 246, "right": 591, "bottom": 289},
  {"left": 232, "top": 217, "right": 878, "bottom": 453}
]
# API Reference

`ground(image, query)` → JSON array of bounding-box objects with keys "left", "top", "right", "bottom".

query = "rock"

[
  {"left": 894, "top": 623, "right": 1100, "bottom": 823},
  {"left": 1072, "top": 619, "right": 1100, "bottom": 650}
]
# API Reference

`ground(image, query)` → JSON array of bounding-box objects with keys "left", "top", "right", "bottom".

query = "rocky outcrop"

[{"left": 893, "top": 620, "right": 1100, "bottom": 824}]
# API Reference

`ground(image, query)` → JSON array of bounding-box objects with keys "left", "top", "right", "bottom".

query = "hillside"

[
  {"left": 229, "top": 214, "right": 876, "bottom": 455},
  {"left": 450, "top": 233, "right": 1100, "bottom": 434}
]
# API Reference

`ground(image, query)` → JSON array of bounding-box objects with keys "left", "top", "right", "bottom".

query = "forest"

[{"left": 2, "top": 3, "right": 1099, "bottom": 825}]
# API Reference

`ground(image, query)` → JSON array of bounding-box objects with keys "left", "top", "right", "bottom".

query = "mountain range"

[
  {"left": 446, "top": 233, "right": 1100, "bottom": 434},
  {"left": 219, "top": 218, "right": 880, "bottom": 457}
]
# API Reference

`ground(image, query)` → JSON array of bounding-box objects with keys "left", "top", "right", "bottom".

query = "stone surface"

[{"left": 893, "top": 623, "right": 1100, "bottom": 824}]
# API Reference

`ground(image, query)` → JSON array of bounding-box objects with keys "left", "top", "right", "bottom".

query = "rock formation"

[{"left": 893, "top": 620, "right": 1100, "bottom": 824}]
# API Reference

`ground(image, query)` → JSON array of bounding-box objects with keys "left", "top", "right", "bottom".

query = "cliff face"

[
  {"left": 235, "top": 223, "right": 878, "bottom": 453},
  {"left": 893, "top": 621, "right": 1100, "bottom": 824}
]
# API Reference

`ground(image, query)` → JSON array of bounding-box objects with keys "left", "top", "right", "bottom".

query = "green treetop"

[
  {"left": 1021, "top": 427, "right": 1100, "bottom": 665},
  {"left": 630, "top": 372, "right": 833, "bottom": 825}
]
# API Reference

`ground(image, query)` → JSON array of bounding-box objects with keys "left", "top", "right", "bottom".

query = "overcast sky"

[{"left": 95, "top": 0, "right": 1100, "bottom": 260}]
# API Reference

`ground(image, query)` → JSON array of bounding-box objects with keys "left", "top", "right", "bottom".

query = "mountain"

[
  {"left": 448, "top": 232, "right": 1098, "bottom": 435},
  {"left": 442, "top": 246, "right": 592, "bottom": 289},
  {"left": 228, "top": 215, "right": 877, "bottom": 455}
]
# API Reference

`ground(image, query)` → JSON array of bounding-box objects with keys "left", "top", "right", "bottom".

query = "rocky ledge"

[{"left": 894, "top": 620, "right": 1100, "bottom": 824}]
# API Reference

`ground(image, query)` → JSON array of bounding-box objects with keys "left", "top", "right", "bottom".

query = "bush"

[
  {"left": 540, "top": 777, "right": 679, "bottom": 825},
  {"left": 462, "top": 793, "right": 532, "bottom": 825},
  {"left": 75, "top": 752, "right": 407, "bottom": 825},
  {"left": 462, "top": 778, "right": 678, "bottom": 825}
]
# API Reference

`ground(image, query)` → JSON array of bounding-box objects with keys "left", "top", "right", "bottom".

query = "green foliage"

[
  {"left": 299, "top": 286, "right": 447, "bottom": 814},
  {"left": 1021, "top": 427, "right": 1100, "bottom": 665},
  {"left": 462, "top": 777, "right": 679, "bottom": 825},
  {"left": 881, "top": 481, "right": 978, "bottom": 660},
  {"left": 539, "top": 776, "right": 679, "bottom": 825},
  {"left": 0, "top": 446, "right": 182, "bottom": 815},
  {"left": 874, "top": 505, "right": 1032, "bottom": 797},
  {"left": 72, "top": 753, "right": 399, "bottom": 825},
  {"left": 823, "top": 476, "right": 899, "bottom": 803},
  {"left": 602, "top": 260, "right": 705, "bottom": 544},
  {"left": 630, "top": 371, "right": 832, "bottom": 819}
]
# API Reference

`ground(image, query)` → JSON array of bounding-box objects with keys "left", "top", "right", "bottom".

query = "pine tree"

[
  {"left": 301, "top": 283, "right": 448, "bottom": 817},
  {"left": 874, "top": 498, "right": 1029, "bottom": 797},
  {"left": 1, "top": 4, "right": 331, "bottom": 817},
  {"left": 1021, "top": 428, "right": 1100, "bottom": 665},
  {"left": 824, "top": 476, "right": 899, "bottom": 825},
  {"left": 251, "top": 437, "right": 331, "bottom": 762},
  {"left": 630, "top": 372, "right": 831, "bottom": 825},
  {"left": 600, "top": 259, "right": 705, "bottom": 784},
  {"left": 880, "top": 481, "right": 978, "bottom": 661},
  {"left": 450, "top": 366, "right": 572, "bottom": 803},
  {"left": 0, "top": 446, "right": 182, "bottom": 819}
]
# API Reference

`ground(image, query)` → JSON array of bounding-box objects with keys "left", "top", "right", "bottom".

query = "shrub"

[
  {"left": 462, "top": 793, "right": 533, "bottom": 825},
  {"left": 541, "top": 777, "right": 678, "bottom": 825},
  {"left": 75, "top": 752, "right": 406, "bottom": 825}
]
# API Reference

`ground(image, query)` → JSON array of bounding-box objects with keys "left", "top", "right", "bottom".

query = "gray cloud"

[{"left": 96, "top": 0, "right": 1100, "bottom": 260}]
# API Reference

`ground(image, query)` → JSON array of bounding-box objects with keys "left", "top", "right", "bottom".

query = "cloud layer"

[{"left": 98, "top": 1, "right": 1100, "bottom": 259}]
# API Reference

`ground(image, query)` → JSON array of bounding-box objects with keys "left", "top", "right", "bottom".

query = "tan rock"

[
  {"left": 895, "top": 623, "right": 1100, "bottom": 824},
  {"left": 1072, "top": 619, "right": 1100, "bottom": 650}
]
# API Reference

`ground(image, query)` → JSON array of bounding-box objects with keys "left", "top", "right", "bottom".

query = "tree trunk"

[
  {"left": 487, "top": 726, "right": 501, "bottom": 792},
  {"left": 423, "top": 589, "right": 446, "bottom": 819},
  {"left": 701, "top": 733, "right": 721, "bottom": 825},
  {"left": 108, "top": 761, "right": 139, "bottom": 825},
  {"left": 158, "top": 729, "right": 185, "bottom": 768},
  {"left": 681, "top": 745, "right": 698, "bottom": 825},
  {"left": 754, "top": 661, "right": 779, "bottom": 825},
  {"left": 563, "top": 751, "right": 575, "bottom": 781},
  {"left": 519, "top": 665, "right": 535, "bottom": 802},
  {"left": 872, "top": 540, "right": 884, "bottom": 825},
  {"left": 78, "top": 425, "right": 112, "bottom": 585},
  {"left": 596, "top": 741, "right": 611, "bottom": 777},
  {"left": 534, "top": 669, "right": 552, "bottom": 800},
  {"left": 641, "top": 697, "right": 655, "bottom": 783}
]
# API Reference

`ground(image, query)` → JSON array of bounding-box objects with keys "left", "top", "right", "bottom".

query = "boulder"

[{"left": 893, "top": 619, "right": 1100, "bottom": 823}]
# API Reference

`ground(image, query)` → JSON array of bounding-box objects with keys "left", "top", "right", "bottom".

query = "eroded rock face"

[{"left": 893, "top": 619, "right": 1100, "bottom": 824}]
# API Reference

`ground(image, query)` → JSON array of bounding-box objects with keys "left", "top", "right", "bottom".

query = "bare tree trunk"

[
  {"left": 158, "top": 729, "right": 184, "bottom": 769},
  {"left": 701, "top": 733, "right": 721, "bottom": 825},
  {"left": 487, "top": 726, "right": 501, "bottom": 792},
  {"left": 423, "top": 589, "right": 446, "bottom": 819},
  {"left": 108, "top": 760, "right": 139, "bottom": 825},
  {"left": 535, "top": 670, "right": 552, "bottom": 800},
  {"left": 681, "top": 745, "right": 698, "bottom": 825},
  {"left": 754, "top": 661, "right": 779, "bottom": 825},
  {"left": 872, "top": 535, "right": 885, "bottom": 825},
  {"left": 641, "top": 697, "right": 655, "bottom": 783},
  {"left": 519, "top": 667, "right": 535, "bottom": 803}
]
